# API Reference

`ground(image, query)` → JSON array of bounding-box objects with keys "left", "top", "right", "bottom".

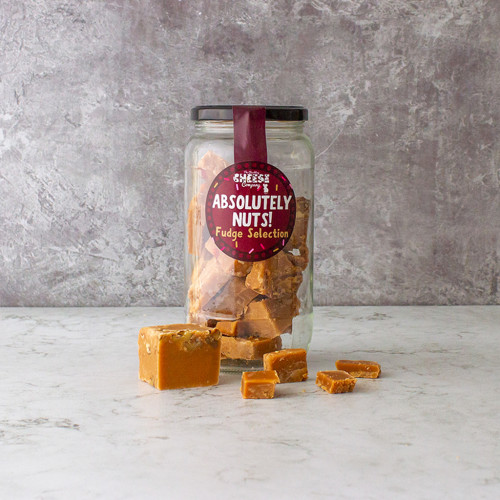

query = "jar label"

[{"left": 205, "top": 162, "right": 296, "bottom": 262}]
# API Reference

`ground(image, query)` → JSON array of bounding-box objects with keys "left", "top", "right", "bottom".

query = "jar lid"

[{"left": 191, "top": 105, "right": 308, "bottom": 121}]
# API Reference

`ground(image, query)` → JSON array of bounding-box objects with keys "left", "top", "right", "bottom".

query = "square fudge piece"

[
  {"left": 263, "top": 348, "right": 308, "bottom": 383},
  {"left": 138, "top": 324, "right": 221, "bottom": 390},
  {"left": 220, "top": 335, "right": 282, "bottom": 360},
  {"left": 335, "top": 359, "right": 381, "bottom": 378},
  {"left": 241, "top": 370, "right": 280, "bottom": 399},
  {"left": 316, "top": 370, "right": 356, "bottom": 394},
  {"left": 245, "top": 251, "right": 303, "bottom": 299}
]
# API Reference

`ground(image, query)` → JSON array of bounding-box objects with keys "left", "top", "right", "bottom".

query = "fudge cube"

[
  {"left": 335, "top": 359, "right": 381, "bottom": 378},
  {"left": 213, "top": 320, "right": 241, "bottom": 337},
  {"left": 316, "top": 370, "right": 356, "bottom": 394},
  {"left": 241, "top": 370, "right": 280, "bottom": 399},
  {"left": 263, "top": 348, "right": 308, "bottom": 383},
  {"left": 240, "top": 295, "right": 299, "bottom": 337},
  {"left": 245, "top": 251, "right": 302, "bottom": 298},
  {"left": 138, "top": 324, "right": 221, "bottom": 390},
  {"left": 220, "top": 335, "right": 282, "bottom": 360}
]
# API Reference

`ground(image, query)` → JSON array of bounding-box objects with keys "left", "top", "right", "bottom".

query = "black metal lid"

[{"left": 191, "top": 105, "right": 308, "bottom": 121}]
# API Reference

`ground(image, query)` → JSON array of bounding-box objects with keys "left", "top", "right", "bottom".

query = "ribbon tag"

[{"left": 232, "top": 106, "right": 268, "bottom": 164}]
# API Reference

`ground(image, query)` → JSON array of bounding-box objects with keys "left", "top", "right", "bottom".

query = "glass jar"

[{"left": 184, "top": 106, "right": 313, "bottom": 371}]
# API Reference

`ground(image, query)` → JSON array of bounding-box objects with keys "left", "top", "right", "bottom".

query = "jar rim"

[{"left": 191, "top": 105, "right": 308, "bottom": 122}]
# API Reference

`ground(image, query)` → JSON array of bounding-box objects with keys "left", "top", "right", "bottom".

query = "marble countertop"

[{"left": 1, "top": 306, "right": 499, "bottom": 499}]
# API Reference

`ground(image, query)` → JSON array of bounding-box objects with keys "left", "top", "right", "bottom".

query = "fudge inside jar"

[{"left": 185, "top": 106, "right": 313, "bottom": 369}]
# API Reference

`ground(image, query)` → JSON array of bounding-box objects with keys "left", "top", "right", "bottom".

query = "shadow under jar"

[{"left": 184, "top": 105, "right": 314, "bottom": 371}]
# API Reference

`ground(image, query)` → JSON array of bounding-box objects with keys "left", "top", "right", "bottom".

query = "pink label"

[{"left": 205, "top": 162, "right": 296, "bottom": 262}]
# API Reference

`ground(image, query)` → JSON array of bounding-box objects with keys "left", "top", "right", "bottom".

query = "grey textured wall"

[{"left": 0, "top": 0, "right": 499, "bottom": 306}]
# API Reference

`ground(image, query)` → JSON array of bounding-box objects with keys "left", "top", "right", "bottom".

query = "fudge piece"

[
  {"left": 284, "top": 197, "right": 310, "bottom": 270},
  {"left": 316, "top": 370, "right": 356, "bottom": 394},
  {"left": 247, "top": 295, "right": 299, "bottom": 335},
  {"left": 196, "top": 151, "right": 228, "bottom": 183},
  {"left": 263, "top": 348, "right": 308, "bottom": 383},
  {"left": 241, "top": 370, "right": 280, "bottom": 399},
  {"left": 244, "top": 295, "right": 299, "bottom": 326},
  {"left": 215, "top": 317, "right": 291, "bottom": 338},
  {"left": 215, "top": 294, "right": 298, "bottom": 338},
  {"left": 138, "top": 324, "right": 221, "bottom": 390},
  {"left": 286, "top": 245, "right": 310, "bottom": 270},
  {"left": 245, "top": 295, "right": 298, "bottom": 319},
  {"left": 214, "top": 320, "right": 242, "bottom": 337},
  {"left": 284, "top": 197, "right": 310, "bottom": 250},
  {"left": 203, "top": 277, "right": 259, "bottom": 318},
  {"left": 221, "top": 335, "right": 282, "bottom": 360},
  {"left": 188, "top": 250, "right": 254, "bottom": 322},
  {"left": 242, "top": 318, "right": 292, "bottom": 338},
  {"left": 213, "top": 295, "right": 300, "bottom": 339},
  {"left": 188, "top": 255, "right": 232, "bottom": 317},
  {"left": 215, "top": 288, "right": 299, "bottom": 339},
  {"left": 187, "top": 194, "right": 203, "bottom": 255},
  {"left": 205, "top": 237, "right": 252, "bottom": 277},
  {"left": 245, "top": 251, "right": 303, "bottom": 299},
  {"left": 335, "top": 359, "right": 381, "bottom": 378}
]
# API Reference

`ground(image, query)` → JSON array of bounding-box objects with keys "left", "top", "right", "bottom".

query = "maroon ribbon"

[{"left": 232, "top": 106, "right": 267, "bottom": 164}]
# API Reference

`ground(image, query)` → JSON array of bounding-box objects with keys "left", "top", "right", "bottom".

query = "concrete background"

[{"left": 0, "top": 0, "right": 498, "bottom": 306}]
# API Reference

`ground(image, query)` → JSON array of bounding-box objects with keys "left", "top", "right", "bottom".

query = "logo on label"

[{"left": 205, "top": 162, "right": 296, "bottom": 262}]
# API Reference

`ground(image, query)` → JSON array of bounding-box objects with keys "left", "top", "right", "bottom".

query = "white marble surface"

[{"left": 1, "top": 307, "right": 499, "bottom": 499}]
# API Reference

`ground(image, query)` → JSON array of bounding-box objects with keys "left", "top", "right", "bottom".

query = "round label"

[{"left": 205, "top": 162, "right": 296, "bottom": 262}]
